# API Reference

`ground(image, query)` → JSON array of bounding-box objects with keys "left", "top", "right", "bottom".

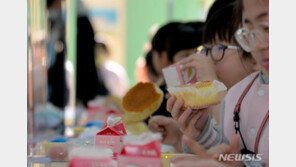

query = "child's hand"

[
  {"left": 171, "top": 135, "right": 226, "bottom": 167},
  {"left": 148, "top": 115, "right": 183, "bottom": 152},
  {"left": 167, "top": 96, "right": 209, "bottom": 139},
  {"left": 178, "top": 53, "right": 218, "bottom": 82}
]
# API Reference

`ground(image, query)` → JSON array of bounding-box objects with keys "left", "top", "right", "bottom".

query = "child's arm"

[{"left": 182, "top": 101, "right": 229, "bottom": 153}]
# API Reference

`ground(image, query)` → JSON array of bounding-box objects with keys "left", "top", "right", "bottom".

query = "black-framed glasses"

[{"left": 196, "top": 44, "right": 240, "bottom": 62}]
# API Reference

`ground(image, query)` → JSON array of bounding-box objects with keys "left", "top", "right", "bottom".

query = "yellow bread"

[
  {"left": 168, "top": 80, "right": 227, "bottom": 109},
  {"left": 122, "top": 82, "right": 163, "bottom": 122}
]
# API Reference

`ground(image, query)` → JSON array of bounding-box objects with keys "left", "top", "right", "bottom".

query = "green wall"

[
  {"left": 174, "top": 0, "right": 203, "bottom": 21},
  {"left": 126, "top": 0, "right": 204, "bottom": 86}
]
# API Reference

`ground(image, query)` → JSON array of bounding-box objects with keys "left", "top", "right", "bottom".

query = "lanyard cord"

[
  {"left": 254, "top": 110, "right": 269, "bottom": 154},
  {"left": 234, "top": 112, "right": 249, "bottom": 152},
  {"left": 233, "top": 73, "right": 259, "bottom": 154}
]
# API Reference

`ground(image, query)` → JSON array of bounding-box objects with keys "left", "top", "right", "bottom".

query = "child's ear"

[
  {"left": 160, "top": 51, "right": 170, "bottom": 64},
  {"left": 160, "top": 51, "right": 167, "bottom": 58}
]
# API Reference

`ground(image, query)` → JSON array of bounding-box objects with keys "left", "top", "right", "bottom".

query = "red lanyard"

[{"left": 233, "top": 73, "right": 269, "bottom": 154}]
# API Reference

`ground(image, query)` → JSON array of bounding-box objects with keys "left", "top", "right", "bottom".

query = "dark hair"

[
  {"left": 76, "top": 16, "right": 109, "bottom": 106},
  {"left": 203, "top": 1, "right": 237, "bottom": 44},
  {"left": 203, "top": 0, "right": 251, "bottom": 59},
  {"left": 47, "top": 0, "right": 55, "bottom": 8},
  {"left": 233, "top": 0, "right": 243, "bottom": 30},
  {"left": 145, "top": 50, "right": 157, "bottom": 76},
  {"left": 165, "top": 22, "right": 204, "bottom": 62},
  {"left": 151, "top": 22, "right": 181, "bottom": 53},
  {"left": 206, "top": 0, "right": 236, "bottom": 21}
]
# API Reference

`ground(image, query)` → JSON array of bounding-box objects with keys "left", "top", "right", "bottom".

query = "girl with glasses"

[
  {"left": 171, "top": 0, "right": 269, "bottom": 166},
  {"left": 168, "top": 2, "right": 258, "bottom": 125}
]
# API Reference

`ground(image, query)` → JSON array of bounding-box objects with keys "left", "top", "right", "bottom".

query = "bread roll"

[
  {"left": 122, "top": 82, "right": 163, "bottom": 122},
  {"left": 168, "top": 80, "right": 227, "bottom": 109}
]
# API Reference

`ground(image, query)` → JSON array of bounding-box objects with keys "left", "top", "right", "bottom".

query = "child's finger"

[
  {"left": 229, "top": 135, "right": 240, "bottom": 154},
  {"left": 148, "top": 122, "right": 164, "bottom": 132},
  {"left": 166, "top": 96, "right": 176, "bottom": 112},
  {"left": 178, "top": 55, "right": 196, "bottom": 65},
  {"left": 171, "top": 99, "right": 184, "bottom": 120},
  {"left": 177, "top": 107, "right": 192, "bottom": 129},
  {"left": 187, "top": 110, "right": 204, "bottom": 130},
  {"left": 180, "top": 62, "right": 199, "bottom": 70}
]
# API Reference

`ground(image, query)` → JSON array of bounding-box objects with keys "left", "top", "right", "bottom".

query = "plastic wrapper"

[
  {"left": 122, "top": 132, "right": 161, "bottom": 146},
  {"left": 71, "top": 126, "right": 102, "bottom": 147},
  {"left": 34, "top": 103, "right": 64, "bottom": 130},
  {"left": 106, "top": 116, "right": 122, "bottom": 127},
  {"left": 168, "top": 80, "right": 227, "bottom": 109},
  {"left": 69, "top": 147, "right": 115, "bottom": 167}
]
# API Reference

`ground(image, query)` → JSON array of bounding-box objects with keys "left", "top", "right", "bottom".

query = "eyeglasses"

[
  {"left": 235, "top": 22, "right": 269, "bottom": 52},
  {"left": 196, "top": 44, "right": 240, "bottom": 62}
]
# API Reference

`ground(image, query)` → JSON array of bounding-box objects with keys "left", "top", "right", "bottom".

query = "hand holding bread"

[{"left": 166, "top": 96, "right": 209, "bottom": 139}]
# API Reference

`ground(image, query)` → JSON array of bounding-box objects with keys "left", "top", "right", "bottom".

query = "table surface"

[
  {"left": 50, "top": 162, "right": 69, "bottom": 167},
  {"left": 29, "top": 144, "right": 176, "bottom": 167}
]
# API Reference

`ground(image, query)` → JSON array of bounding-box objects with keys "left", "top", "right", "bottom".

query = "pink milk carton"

[
  {"left": 69, "top": 147, "right": 114, "bottom": 167},
  {"left": 117, "top": 132, "right": 162, "bottom": 167},
  {"left": 162, "top": 63, "right": 197, "bottom": 87},
  {"left": 95, "top": 117, "right": 127, "bottom": 156}
]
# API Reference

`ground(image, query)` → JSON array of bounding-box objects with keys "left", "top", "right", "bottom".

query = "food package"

[
  {"left": 117, "top": 132, "right": 162, "bottom": 167},
  {"left": 69, "top": 147, "right": 114, "bottom": 167},
  {"left": 95, "top": 116, "right": 127, "bottom": 156}
]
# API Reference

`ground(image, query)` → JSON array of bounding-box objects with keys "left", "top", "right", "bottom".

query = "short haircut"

[
  {"left": 151, "top": 22, "right": 181, "bottom": 53},
  {"left": 165, "top": 22, "right": 204, "bottom": 62}
]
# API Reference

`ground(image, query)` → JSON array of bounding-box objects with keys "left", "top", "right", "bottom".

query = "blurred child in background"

[
  {"left": 95, "top": 38, "right": 129, "bottom": 98},
  {"left": 145, "top": 22, "right": 204, "bottom": 122}
]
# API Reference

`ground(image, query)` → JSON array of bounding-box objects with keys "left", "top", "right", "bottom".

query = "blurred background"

[{"left": 27, "top": 0, "right": 214, "bottom": 156}]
